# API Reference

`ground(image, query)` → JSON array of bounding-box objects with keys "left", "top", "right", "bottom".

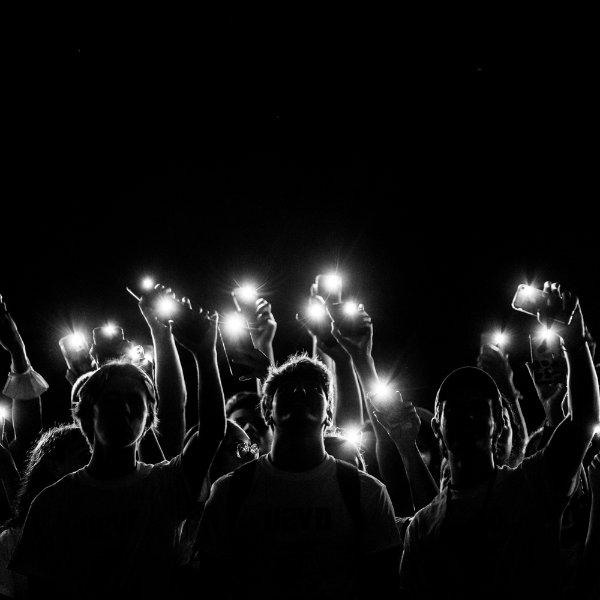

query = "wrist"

[{"left": 193, "top": 348, "right": 218, "bottom": 365}]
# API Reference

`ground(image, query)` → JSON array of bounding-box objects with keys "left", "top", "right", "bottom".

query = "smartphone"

[
  {"left": 219, "top": 311, "right": 269, "bottom": 380},
  {"left": 528, "top": 332, "right": 567, "bottom": 389},
  {"left": 314, "top": 273, "right": 342, "bottom": 303},
  {"left": 59, "top": 334, "right": 92, "bottom": 373},
  {"left": 512, "top": 284, "right": 572, "bottom": 324},
  {"left": 91, "top": 326, "right": 130, "bottom": 367}
]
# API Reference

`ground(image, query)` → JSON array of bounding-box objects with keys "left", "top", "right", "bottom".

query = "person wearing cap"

[{"left": 399, "top": 282, "right": 599, "bottom": 600}]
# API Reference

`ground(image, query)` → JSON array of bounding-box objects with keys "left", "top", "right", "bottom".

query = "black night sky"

[{"left": 2, "top": 25, "right": 597, "bottom": 427}]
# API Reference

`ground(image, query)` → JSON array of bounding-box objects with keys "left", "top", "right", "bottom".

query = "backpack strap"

[{"left": 335, "top": 458, "right": 362, "bottom": 537}]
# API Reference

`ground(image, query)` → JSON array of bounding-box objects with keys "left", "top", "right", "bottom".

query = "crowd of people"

[{"left": 0, "top": 276, "right": 598, "bottom": 599}]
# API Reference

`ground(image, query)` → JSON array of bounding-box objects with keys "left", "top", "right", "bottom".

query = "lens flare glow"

[
  {"left": 493, "top": 332, "right": 508, "bottom": 346},
  {"left": 141, "top": 277, "right": 155, "bottom": 291},
  {"left": 102, "top": 324, "right": 118, "bottom": 337},
  {"left": 67, "top": 332, "right": 87, "bottom": 352},
  {"left": 538, "top": 326, "right": 556, "bottom": 342},
  {"left": 342, "top": 426, "right": 363, "bottom": 446},
  {"left": 235, "top": 284, "right": 258, "bottom": 304},
  {"left": 593, "top": 425, "right": 600, "bottom": 437},
  {"left": 343, "top": 301, "right": 359, "bottom": 316},
  {"left": 522, "top": 285, "right": 537, "bottom": 299},
  {"left": 223, "top": 312, "right": 246, "bottom": 337},
  {"left": 371, "top": 382, "right": 394, "bottom": 400},
  {"left": 156, "top": 296, "right": 177, "bottom": 319},
  {"left": 307, "top": 303, "right": 326, "bottom": 321},
  {"left": 0, "top": 407, "right": 9, "bottom": 421},
  {"left": 127, "top": 345, "right": 144, "bottom": 361},
  {"left": 322, "top": 273, "right": 342, "bottom": 293}
]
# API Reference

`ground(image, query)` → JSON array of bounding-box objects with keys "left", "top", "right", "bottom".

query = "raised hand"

[
  {"left": 138, "top": 284, "right": 178, "bottom": 332},
  {"left": 0, "top": 295, "right": 27, "bottom": 359},
  {"left": 171, "top": 299, "right": 218, "bottom": 357},
  {"left": 537, "top": 281, "right": 585, "bottom": 350},
  {"left": 329, "top": 303, "right": 373, "bottom": 360},
  {"left": 477, "top": 344, "right": 518, "bottom": 400},
  {"left": 371, "top": 391, "right": 421, "bottom": 452},
  {"left": 251, "top": 298, "right": 277, "bottom": 364}
]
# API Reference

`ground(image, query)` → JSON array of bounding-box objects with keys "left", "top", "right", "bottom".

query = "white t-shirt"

[
  {"left": 197, "top": 454, "right": 400, "bottom": 599},
  {"left": 10, "top": 456, "right": 194, "bottom": 599}
]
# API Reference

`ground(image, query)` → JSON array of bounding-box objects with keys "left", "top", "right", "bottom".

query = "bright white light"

[
  {"left": 223, "top": 312, "right": 246, "bottom": 337},
  {"left": 522, "top": 285, "right": 537, "bottom": 300},
  {"left": 538, "top": 326, "right": 555, "bottom": 342},
  {"left": 342, "top": 426, "right": 363, "bottom": 446},
  {"left": 67, "top": 332, "right": 86, "bottom": 352},
  {"left": 156, "top": 296, "right": 177, "bottom": 319},
  {"left": 128, "top": 345, "right": 144, "bottom": 361},
  {"left": 307, "top": 303, "right": 326, "bottom": 321},
  {"left": 493, "top": 332, "right": 508, "bottom": 346},
  {"left": 0, "top": 407, "right": 8, "bottom": 421},
  {"left": 322, "top": 273, "right": 342, "bottom": 294},
  {"left": 102, "top": 324, "right": 118, "bottom": 337},
  {"left": 593, "top": 424, "right": 600, "bottom": 437},
  {"left": 235, "top": 284, "right": 258, "bottom": 304},
  {"left": 371, "top": 381, "right": 394, "bottom": 400},
  {"left": 144, "top": 352, "right": 154, "bottom": 363},
  {"left": 141, "top": 277, "right": 154, "bottom": 291},
  {"left": 343, "top": 301, "right": 359, "bottom": 316}
]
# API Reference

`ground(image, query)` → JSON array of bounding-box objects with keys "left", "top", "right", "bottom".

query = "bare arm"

[
  {"left": 172, "top": 303, "right": 227, "bottom": 499},
  {"left": 540, "top": 284, "right": 600, "bottom": 496},
  {"left": 138, "top": 286, "right": 187, "bottom": 459},
  {"left": 0, "top": 296, "right": 42, "bottom": 470}
]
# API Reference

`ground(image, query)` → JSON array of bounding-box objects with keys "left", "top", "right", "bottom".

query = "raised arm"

[
  {"left": 540, "top": 283, "right": 600, "bottom": 495},
  {"left": 138, "top": 285, "right": 187, "bottom": 459},
  {"left": 0, "top": 295, "right": 45, "bottom": 470},
  {"left": 373, "top": 392, "right": 439, "bottom": 511},
  {"left": 478, "top": 344, "right": 528, "bottom": 466},
  {"left": 329, "top": 304, "right": 417, "bottom": 515},
  {"left": 172, "top": 301, "right": 227, "bottom": 498}
]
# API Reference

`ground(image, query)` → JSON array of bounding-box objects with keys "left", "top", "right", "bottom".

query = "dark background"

[{"left": 2, "top": 20, "right": 597, "bottom": 429}]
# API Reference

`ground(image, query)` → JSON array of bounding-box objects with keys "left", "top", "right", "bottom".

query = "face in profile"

[
  {"left": 209, "top": 421, "right": 258, "bottom": 482},
  {"left": 229, "top": 407, "right": 273, "bottom": 455},
  {"left": 439, "top": 395, "right": 496, "bottom": 457},
  {"left": 92, "top": 373, "right": 149, "bottom": 448},
  {"left": 270, "top": 378, "right": 330, "bottom": 430}
]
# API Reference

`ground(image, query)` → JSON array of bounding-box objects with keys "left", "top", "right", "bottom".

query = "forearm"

[
  {"left": 151, "top": 326, "right": 187, "bottom": 458},
  {"left": 331, "top": 354, "right": 363, "bottom": 429},
  {"left": 565, "top": 342, "right": 600, "bottom": 429},
  {"left": 394, "top": 441, "right": 439, "bottom": 511},
  {"left": 195, "top": 350, "right": 227, "bottom": 443},
  {"left": 505, "top": 394, "right": 528, "bottom": 466}
]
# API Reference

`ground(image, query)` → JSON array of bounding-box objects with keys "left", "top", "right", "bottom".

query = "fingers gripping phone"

[
  {"left": 90, "top": 326, "right": 130, "bottom": 367},
  {"left": 528, "top": 332, "right": 567, "bottom": 390},
  {"left": 512, "top": 285, "right": 574, "bottom": 325}
]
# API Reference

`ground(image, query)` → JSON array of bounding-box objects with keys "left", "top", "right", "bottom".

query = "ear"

[{"left": 324, "top": 403, "right": 334, "bottom": 428}]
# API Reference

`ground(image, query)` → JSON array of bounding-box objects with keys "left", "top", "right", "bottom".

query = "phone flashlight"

[
  {"left": 223, "top": 312, "right": 246, "bottom": 338},
  {"left": 234, "top": 284, "right": 258, "bottom": 305},
  {"left": 307, "top": 303, "right": 327, "bottom": 321},
  {"left": 537, "top": 326, "right": 556, "bottom": 343},
  {"left": 141, "top": 277, "right": 155, "bottom": 291},
  {"left": 66, "top": 332, "right": 87, "bottom": 352},
  {"left": 343, "top": 301, "right": 359, "bottom": 316},
  {"left": 0, "top": 407, "right": 9, "bottom": 421},
  {"left": 127, "top": 344, "right": 145, "bottom": 362},
  {"left": 492, "top": 332, "right": 508, "bottom": 347},
  {"left": 341, "top": 426, "right": 363, "bottom": 447},
  {"left": 100, "top": 324, "right": 119, "bottom": 338},
  {"left": 370, "top": 382, "right": 394, "bottom": 401},
  {"left": 156, "top": 296, "right": 178, "bottom": 319}
]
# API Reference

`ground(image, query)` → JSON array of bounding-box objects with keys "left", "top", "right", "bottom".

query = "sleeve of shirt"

[
  {"left": 359, "top": 475, "right": 402, "bottom": 555},
  {"left": 8, "top": 490, "right": 61, "bottom": 582},
  {"left": 195, "top": 475, "right": 234, "bottom": 559}
]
